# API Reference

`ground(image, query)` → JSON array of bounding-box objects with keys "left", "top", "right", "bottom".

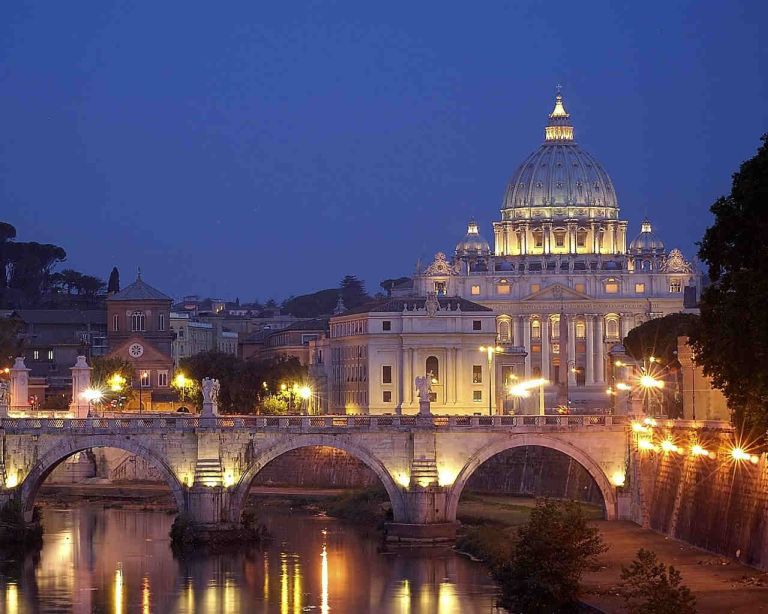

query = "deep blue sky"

[{"left": 1, "top": 2, "right": 766, "bottom": 302}]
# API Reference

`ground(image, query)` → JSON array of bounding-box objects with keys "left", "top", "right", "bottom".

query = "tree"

[
  {"left": 689, "top": 134, "right": 768, "bottom": 439},
  {"left": 0, "top": 317, "right": 22, "bottom": 368},
  {"left": 108, "top": 266, "right": 120, "bottom": 293},
  {"left": 620, "top": 549, "right": 696, "bottom": 613},
  {"left": 494, "top": 499, "right": 607, "bottom": 611},
  {"left": 0, "top": 222, "right": 17, "bottom": 289},
  {"left": 624, "top": 313, "right": 699, "bottom": 365},
  {"left": 340, "top": 275, "right": 369, "bottom": 309},
  {"left": 91, "top": 356, "right": 135, "bottom": 406}
]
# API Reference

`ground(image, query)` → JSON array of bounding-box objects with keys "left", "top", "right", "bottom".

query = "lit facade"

[{"left": 312, "top": 92, "right": 698, "bottom": 414}]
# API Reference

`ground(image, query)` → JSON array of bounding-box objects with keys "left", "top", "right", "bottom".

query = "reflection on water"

[{"left": 0, "top": 505, "right": 503, "bottom": 613}]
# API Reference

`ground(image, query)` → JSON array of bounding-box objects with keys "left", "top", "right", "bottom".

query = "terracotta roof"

[
  {"left": 107, "top": 276, "right": 171, "bottom": 302},
  {"left": 340, "top": 297, "right": 493, "bottom": 315}
]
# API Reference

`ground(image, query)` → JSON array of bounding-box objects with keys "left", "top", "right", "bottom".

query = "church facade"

[{"left": 311, "top": 92, "right": 698, "bottom": 414}]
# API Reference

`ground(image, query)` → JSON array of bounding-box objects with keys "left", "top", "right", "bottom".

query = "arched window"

[
  {"left": 426, "top": 356, "right": 439, "bottom": 383},
  {"left": 606, "top": 318, "right": 620, "bottom": 339},
  {"left": 576, "top": 228, "right": 588, "bottom": 248},
  {"left": 112, "top": 313, "right": 119, "bottom": 331},
  {"left": 553, "top": 228, "right": 567, "bottom": 248},
  {"left": 575, "top": 320, "right": 586, "bottom": 339},
  {"left": 550, "top": 316, "right": 560, "bottom": 339},
  {"left": 531, "top": 319, "right": 541, "bottom": 340},
  {"left": 131, "top": 311, "right": 146, "bottom": 332},
  {"left": 159, "top": 313, "right": 165, "bottom": 331},
  {"left": 497, "top": 319, "right": 511, "bottom": 343}
]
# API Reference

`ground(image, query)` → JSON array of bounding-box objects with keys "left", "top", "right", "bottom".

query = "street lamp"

[
  {"left": 479, "top": 346, "right": 503, "bottom": 416},
  {"left": 81, "top": 387, "right": 103, "bottom": 418},
  {"left": 139, "top": 371, "right": 149, "bottom": 413},
  {"left": 509, "top": 378, "right": 548, "bottom": 416},
  {"left": 299, "top": 385, "right": 312, "bottom": 414}
]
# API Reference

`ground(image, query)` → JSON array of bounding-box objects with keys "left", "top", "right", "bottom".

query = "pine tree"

[{"left": 108, "top": 266, "right": 120, "bottom": 293}]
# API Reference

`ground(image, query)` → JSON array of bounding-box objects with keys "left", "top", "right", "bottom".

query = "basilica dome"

[
  {"left": 500, "top": 93, "right": 618, "bottom": 216},
  {"left": 455, "top": 219, "right": 491, "bottom": 257},
  {"left": 629, "top": 219, "right": 665, "bottom": 254}
]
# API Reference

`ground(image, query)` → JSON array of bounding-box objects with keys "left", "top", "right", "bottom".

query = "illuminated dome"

[
  {"left": 629, "top": 219, "right": 665, "bottom": 254},
  {"left": 455, "top": 219, "right": 491, "bottom": 257},
  {"left": 500, "top": 92, "right": 618, "bottom": 217}
]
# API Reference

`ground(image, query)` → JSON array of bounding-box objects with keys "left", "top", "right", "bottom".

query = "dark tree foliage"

[
  {"left": 282, "top": 288, "right": 339, "bottom": 318},
  {"left": 180, "top": 352, "right": 307, "bottom": 414},
  {"left": 50, "top": 269, "right": 105, "bottom": 296},
  {"left": 0, "top": 222, "right": 17, "bottom": 289},
  {"left": 91, "top": 356, "right": 135, "bottom": 405},
  {"left": 108, "top": 266, "right": 120, "bottom": 293},
  {"left": 494, "top": 499, "right": 607, "bottom": 612},
  {"left": 620, "top": 549, "right": 696, "bottom": 613},
  {"left": 689, "top": 134, "right": 768, "bottom": 439},
  {"left": 340, "top": 275, "right": 368, "bottom": 308},
  {"left": 624, "top": 313, "right": 699, "bottom": 365},
  {"left": 0, "top": 317, "right": 23, "bottom": 368}
]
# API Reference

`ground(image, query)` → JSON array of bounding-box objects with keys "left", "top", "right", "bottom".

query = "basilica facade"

[{"left": 311, "top": 92, "right": 698, "bottom": 414}]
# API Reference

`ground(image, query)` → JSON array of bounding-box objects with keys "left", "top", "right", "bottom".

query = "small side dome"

[
  {"left": 455, "top": 219, "right": 491, "bottom": 258},
  {"left": 629, "top": 219, "right": 665, "bottom": 255}
]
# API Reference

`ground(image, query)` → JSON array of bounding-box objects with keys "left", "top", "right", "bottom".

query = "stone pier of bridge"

[{"left": 0, "top": 414, "right": 629, "bottom": 542}]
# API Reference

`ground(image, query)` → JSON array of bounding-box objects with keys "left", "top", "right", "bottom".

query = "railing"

[{"left": 0, "top": 414, "right": 631, "bottom": 433}]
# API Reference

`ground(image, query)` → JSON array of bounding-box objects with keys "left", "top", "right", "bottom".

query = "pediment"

[{"left": 522, "top": 283, "right": 590, "bottom": 302}]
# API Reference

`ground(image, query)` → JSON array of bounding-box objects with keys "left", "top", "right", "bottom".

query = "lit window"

[
  {"left": 382, "top": 321, "right": 391, "bottom": 331},
  {"left": 473, "top": 390, "right": 482, "bottom": 402},
  {"left": 576, "top": 321, "right": 586, "bottom": 338},
  {"left": 131, "top": 311, "right": 146, "bottom": 332},
  {"left": 496, "top": 284, "right": 510, "bottom": 295},
  {"left": 383, "top": 391, "right": 392, "bottom": 403},
  {"left": 473, "top": 320, "right": 482, "bottom": 331},
  {"left": 554, "top": 229, "right": 566, "bottom": 247},
  {"left": 112, "top": 313, "right": 119, "bottom": 331},
  {"left": 47, "top": 349, "right": 54, "bottom": 361},
  {"left": 382, "top": 365, "right": 392, "bottom": 384},
  {"left": 471, "top": 285, "right": 481, "bottom": 295},
  {"left": 605, "top": 280, "right": 619, "bottom": 294},
  {"left": 472, "top": 365, "right": 483, "bottom": 384},
  {"left": 33, "top": 350, "right": 39, "bottom": 360},
  {"left": 606, "top": 319, "right": 620, "bottom": 338},
  {"left": 140, "top": 371, "right": 150, "bottom": 388},
  {"left": 531, "top": 319, "right": 541, "bottom": 339},
  {"left": 551, "top": 317, "right": 560, "bottom": 339},
  {"left": 669, "top": 280, "right": 682, "bottom": 293},
  {"left": 575, "top": 283, "right": 586, "bottom": 294},
  {"left": 532, "top": 230, "right": 544, "bottom": 248},
  {"left": 635, "top": 283, "right": 646, "bottom": 294},
  {"left": 435, "top": 281, "right": 447, "bottom": 296},
  {"left": 576, "top": 230, "right": 587, "bottom": 247},
  {"left": 158, "top": 371, "right": 168, "bottom": 387},
  {"left": 530, "top": 283, "right": 541, "bottom": 294},
  {"left": 426, "top": 356, "right": 439, "bottom": 382}
]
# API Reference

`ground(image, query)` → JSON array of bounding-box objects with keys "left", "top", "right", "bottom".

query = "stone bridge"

[{"left": 0, "top": 414, "right": 631, "bottom": 541}]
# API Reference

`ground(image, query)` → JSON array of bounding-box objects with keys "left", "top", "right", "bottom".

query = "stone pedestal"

[
  {"left": 10, "top": 357, "right": 30, "bottom": 411},
  {"left": 69, "top": 356, "right": 92, "bottom": 418},
  {"left": 385, "top": 486, "right": 457, "bottom": 544},
  {"left": 418, "top": 399, "right": 431, "bottom": 416}
]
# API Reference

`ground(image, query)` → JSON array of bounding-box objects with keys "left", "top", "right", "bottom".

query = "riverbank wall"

[{"left": 630, "top": 426, "right": 768, "bottom": 570}]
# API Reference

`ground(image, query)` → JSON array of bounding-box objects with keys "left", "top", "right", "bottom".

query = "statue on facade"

[
  {"left": 425, "top": 292, "right": 439, "bottom": 318},
  {"left": 0, "top": 381, "right": 9, "bottom": 412}
]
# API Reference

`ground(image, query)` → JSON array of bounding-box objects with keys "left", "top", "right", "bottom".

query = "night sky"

[{"left": 1, "top": 2, "right": 766, "bottom": 302}]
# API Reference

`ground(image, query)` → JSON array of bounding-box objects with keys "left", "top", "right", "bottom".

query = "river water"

[{"left": 0, "top": 505, "right": 504, "bottom": 613}]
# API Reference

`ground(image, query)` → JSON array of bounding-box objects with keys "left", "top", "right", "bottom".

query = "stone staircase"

[
  {"left": 193, "top": 458, "right": 224, "bottom": 487},
  {"left": 410, "top": 457, "right": 439, "bottom": 487}
]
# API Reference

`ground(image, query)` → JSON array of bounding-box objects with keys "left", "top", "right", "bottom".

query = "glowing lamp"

[
  {"left": 611, "top": 472, "right": 626, "bottom": 487},
  {"left": 731, "top": 447, "right": 750, "bottom": 462},
  {"left": 691, "top": 444, "right": 708, "bottom": 457},
  {"left": 638, "top": 438, "right": 655, "bottom": 451},
  {"left": 298, "top": 386, "right": 312, "bottom": 400},
  {"left": 660, "top": 439, "right": 676, "bottom": 453}
]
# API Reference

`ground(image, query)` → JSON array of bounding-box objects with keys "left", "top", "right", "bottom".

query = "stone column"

[
  {"left": 595, "top": 316, "right": 605, "bottom": 384},
  {"left": 585, "top": 315, "right": 595, "bottom": 385},
  {"left": 543, "top": 223, "right": 552, "bottom": 254},
  {"left": 568, "top": 222, "right": 577, "bottom": 254},
  {"left": 10, "top": 357, "right": 30, "bottom": 410},
  {"left": 523, "top": 317, "right": 532, "bottom": 378},
  {"left": 621, "top": 313, "right": 633, "bottom": 339},
  {"left": 396, "top": 346, "right": 405, "bottom": 414},
  {"left": 541, "top": 315, "right": 550, "bottom": 380},
  {"left": 70, "top": 355, "right": 92, "bottom": 418},
  {"left": 513, "top": 315, "right": 522, "bottom": 347},
  {"left": 567, "top": 317, "right": 576, "bottom": 386}
]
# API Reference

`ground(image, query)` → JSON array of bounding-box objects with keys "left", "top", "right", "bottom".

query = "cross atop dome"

[{"left": 545, "top": 88, "right": 574, "bottom": 142}]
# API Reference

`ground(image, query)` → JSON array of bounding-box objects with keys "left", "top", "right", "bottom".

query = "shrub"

[
  {"left": 495, "top": 499, "right": 607, "bottom": 612},
  {"left": 620, "top": 548, "right": 696, "bottom": 613}
]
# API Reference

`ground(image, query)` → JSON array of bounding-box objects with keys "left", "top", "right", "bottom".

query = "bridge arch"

[
  {"left": 445, "top": 434, "right": 618, "bottom": 521},
  {"left": 19, "top": 435, "right": 187, "bottom": 521},
  {"left": 230, "top": 435, "right": 406, "bottom": 521}
]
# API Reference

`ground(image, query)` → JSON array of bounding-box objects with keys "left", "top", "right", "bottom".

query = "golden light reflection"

[
  {"left": 5, "top": 582, "right": 18, "bottom": 614},
  {"left": 204, "top": 579, "right": 218, "bottom": 613},
  {"left": 185, "top": 579, "right": 194, "bottom": 613},
  {"left": 321, "top": 544, "right": 329, "bottom": 614},
  {"left": 397, "top": 579, "right": 411, "bottom": 614},
  {"left": 438, "top": 582, "right": 458, "bottom": 613},
  {"left": 5, "top": 471, "right": 18, "bottom": 488},
  {"left": 263, "top": 552, "right": 270, "bottom": 601},
  {"left": 114, "top": 565, "right": 124, "bottom": 614},
  {"left": 224, "top": 576, "right": 237, "bottom": 614},
  {"left": 396, "top": 473, "right": 410, "bottom": 488},
  {"left": 437, "top": 467, "right": 457, "bottom": 487},
  {"left": 141, "top": 576, "right": 151, "bottom": 614},
  {"left": 293, "top": 558, "right": 302, "bottom": 614},
  {"left": 280, "top": 554, "right": 288, "bottom": 614}
]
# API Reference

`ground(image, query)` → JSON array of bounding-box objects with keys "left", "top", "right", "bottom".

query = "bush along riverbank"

[
  {"left": 169, "top": 507, "right": 270, "bottom": 552},
  {"left": 457, "top": 499, "right": 607, "bottom": 613},
  {"left": 0, "top": 499, "right": 44, "bottom": 550},
  {"left": 321, "top": 486, "right": 391, "bottom": 525}
]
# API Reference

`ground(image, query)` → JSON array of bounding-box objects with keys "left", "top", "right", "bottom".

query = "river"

[{"left": 0, "top": 505, "right": 504, "bottom": 613}]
